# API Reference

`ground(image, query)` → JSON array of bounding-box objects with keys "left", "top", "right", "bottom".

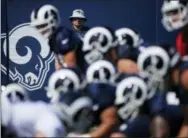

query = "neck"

[{"left": 73, "top": 25, "right": 83, "bottom": 31}]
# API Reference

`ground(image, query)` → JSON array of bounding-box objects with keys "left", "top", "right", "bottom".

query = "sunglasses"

[{"left": 72, "top": 18, "right": 85, "bottom": 21}]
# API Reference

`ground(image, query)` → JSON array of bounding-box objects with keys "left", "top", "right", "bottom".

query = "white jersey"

[{"left": 1, "top": 101, "right": 67, "bottom": 137}]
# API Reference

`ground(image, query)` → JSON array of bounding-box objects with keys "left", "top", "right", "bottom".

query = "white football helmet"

[
  {"left": 137, "top": 46, "right": 170, "bottom": 78},
  {"left": 115, "top": 76, "right": 148, "bottom": 120},
  {"left": 30, "top": 4, "right": 61, "bottom": 38},
  {"left": 46, "top": 69, "right": 82, "bottom": 103},
  {"left": 83, "top": 27, "right": 114, "bottom": 64},
  {"left": 137, "top": 46, "right": 170, "bottom": 99},
  {"left": 161, "top": 0, "right": 188, "bottom": 32},
  {"left": 1, "top": 83, "right": 29, "bottom": 103},
  {"left": 115, "top": 27, "right": 144, "bottom": 48},
  {"left": 86, "top": 60, "right": 116, "bottom": 83}
]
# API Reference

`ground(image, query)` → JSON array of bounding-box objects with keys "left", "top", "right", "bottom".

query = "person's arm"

[
  {"left": 150, "top": 115, "right": 169, "bottom": 138},
  {"left": 70, "top": 106, "right": 118, "bottom": 138},
  {"left": 63, "top": 50, "right": 77, "bottom": 68},
  {"left": 54, "top": 50, "right": 77, "bottom": 70},
  {"left": 177, "top": 107, "right": 188, "bottom": 137},
  {"left": 88, "top": 106, "right": 118, "bottom": 137}
]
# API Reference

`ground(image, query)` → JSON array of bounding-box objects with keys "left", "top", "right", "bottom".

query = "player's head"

[
  {"left": 137, "top": 44, "right": 180, "bottom": 78},
  {"left": 82, "top": 27, "right": 115, "bottom": 64},
  {"left": 114, "top": 74, "right": 148, "bottom": 120},
  {"left": 161, "top": 0, "right": 188, "bottom": 32},
  {"left": 137, "top": 44, "right": 181, "bottom": 99},
  {"left": 1, "top": 83, "right": 29, "bottom": 103},
  {"left": 86, "top": 60, "right": 116, "bottom": 84},
  {"left": 86, "top": 60, "right": 116, "bottom": 102},
  {"left": 69, "top": 9, "right": 87, "bottom": 30},
  {"left": 137, "top": 45, "right": 171, "bottom": 79},
  {"left": 58, "top": 91, "right": 94, "bottom": 133},
  {"left": 30, "top": 4, "right": 61, "bottom": 38},
  {"left": 115, "top": 27, "right": 144, "bottom": 48},
  {"left": 46, "top": 67, "right": 85, "bottom": 103}
]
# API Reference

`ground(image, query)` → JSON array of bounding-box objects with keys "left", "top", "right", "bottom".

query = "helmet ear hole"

[
  {"left": 44, "top": 12, "right": 49, "bottom": 19},
  {"left": 15, "top": 91, "right": 25, "bottom": 101},
  {"left": 7, "top": 93, "right": 12, "bottom": 99},
  {"left": 34, "top": 8, "right": 40, "bottom": 19}
]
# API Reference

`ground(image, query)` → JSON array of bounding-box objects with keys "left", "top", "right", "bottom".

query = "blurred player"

[
  {"left": 115, "top": 27, "right": 145, "bottom": 74},
  {"left": 1, "top": 83, "right": 29, "bottom": 138},
  {"left": 1, "top": 99, "right": 69, "bottom": 137},
  {"left": 46, "top": 67, "right": 85, "bottom": 103},
  {"left": 30, "top": 4, "right": 82, "bottom": 70},
  {"left": 161, "top": 0, "right": 188, "bottom": 57},
  {"left": 46, "top": 67, "right": 99, "bottom": 137},
  {"left": 1, "top": 83, "right": 29, "bottom": 104},
  {"left": 80, "top": 26, "right": 118, "bottom": 72},
  {"left": 110, "top": 73, "right": 149, "bottom": 138},
  {"left": 137, "top": 44, "right": 188, "bottom": 137},
  {"left": 80, "top": 60, "right": 119, "bottom": 137}
]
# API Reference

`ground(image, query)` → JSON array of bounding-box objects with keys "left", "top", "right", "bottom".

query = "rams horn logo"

[{"left": 1, "top": 23, "right": 54, "bottom": 91}]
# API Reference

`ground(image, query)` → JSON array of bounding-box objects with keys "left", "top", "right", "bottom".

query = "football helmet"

[
  {"left": 46, "top": 68, "right": 84, "bottom": 103},
  {"left": 137, "top": 45, "right": 177, "bottom": 99},
  {"left": 86, "top": 60, "right": 116, "bottom": 83},
  {"left": 115, "top": 27, "right": 144, "bottom": 48},
  {"left": 161, "top": 0, "right": 188, "bottom": 31},
  {"left": 30, "top": 4, "right": 61, "bottom": 38},
  {"left": 57, "top": 91, "right": 94, "bottom": 133},
  {"left": 137, "top": 46, "right": 170, "bottom": 78},
  {"left": 115, "top": 75, "right": 148, "bottom": 120},
  {"left": 83, "top": 27, "right": 114, "bottom": 64},
  {"left": 1, "top": 83, "right": 29, "bottom": 103}
]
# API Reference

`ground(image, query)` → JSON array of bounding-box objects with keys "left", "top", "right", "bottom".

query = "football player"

[
  {"left": 82, "top": 60, "right": 118, "bottom": 137},
  {"left": 1, "top": 83, "right": 29, "bottom": 104},
  {"left": 30, "top": 4, "right": 82, "bottom": 70},
  {"left": 137, "top": 44, "right": 188, "bottom": 137},
  {"left": 46, "top": 67, "right": 101, "bottom": 137},
  {"left": 46, "top": 67, "right": 85, "bottom": 103},
  {"left": 1, "top": 83, "right": 30, "bottom": 130},
  {"left": 161, "top": 0, "right": 188, "bottom": 57},
  {"left": 110, "top": 73, "right": 149, "bottom": 138},
  {"left": 1, "top": 100, "right": 70, "bottom": 137}
]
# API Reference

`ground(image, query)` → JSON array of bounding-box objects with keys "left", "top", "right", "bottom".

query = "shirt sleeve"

[{"left": 57, "top": 28, "right": 82, "bottom": 55}]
